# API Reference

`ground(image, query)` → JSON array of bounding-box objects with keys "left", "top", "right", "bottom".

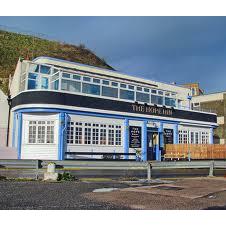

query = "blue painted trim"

[
  {"left": 12, "top": 112, "right": 16, "bottom": 148},
  {"left": 58, "top": 113, "right": 66, "bottom": 160},
  {"left": 123, "top": 119, "right": 129, "bottom": 160},
  {"left": 158, "top": 122, "right": 163, "bottom": 133},
  {"left": 17, "top": 113, "right": 22, "bottom": 159},
  {"left": 173, "top": 124, "right": 179, "bottom": 144},
  {"left": 209, "top": 127, "right": 214, "bottom": 144},
  {"left": 157, "top": 122, "right": 164, "bottom": 161},
  {"left": 15, "top": 107, "right": 182, "bottom": 125},
  {"left": 141, "top": 121, "right": 147, "bottom": 161}
]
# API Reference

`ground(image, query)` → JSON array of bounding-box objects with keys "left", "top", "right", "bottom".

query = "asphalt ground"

[
  {"left": 1, "top": 178, "right": 226, "bottom": 210},
  {"left": 0, "top": 180, "right": 131, "bottom": 210}
]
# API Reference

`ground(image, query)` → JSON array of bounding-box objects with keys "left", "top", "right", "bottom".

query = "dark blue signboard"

[
  {"left": 164, "top": 129, "right": 174, "bottom": 144},
  {"left": 129, "top": 126, "right": 142, "bottom": 148}
]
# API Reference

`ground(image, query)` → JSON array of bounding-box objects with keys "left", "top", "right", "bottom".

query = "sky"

[{"left": 1, "top": 16, "right": 226, "bottom": 93}]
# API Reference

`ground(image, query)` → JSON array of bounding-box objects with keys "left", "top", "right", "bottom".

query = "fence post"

[
  {"left": 147, "top": 162, "right": 152, "bottom": 181},
  {"left": 35, "top": 160, "right": 42, "bottom": 180},
  {"left": 209, "top": 160, "right": 214, "bottom": 177},
  {"left": 188, "top": 144, "right": 191, "bottom": 162}
]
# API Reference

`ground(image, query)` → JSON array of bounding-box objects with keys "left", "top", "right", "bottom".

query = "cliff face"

[{"left": 0, "top": 30, "right": 113, "bottom": 94}]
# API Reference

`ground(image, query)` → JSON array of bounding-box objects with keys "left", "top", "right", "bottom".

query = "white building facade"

[
  {"left": 8, "top": 57, "right": 217, "bottom": 161},
  {"left": 0, "top": 89, "right": 9, "bottom": 147}
]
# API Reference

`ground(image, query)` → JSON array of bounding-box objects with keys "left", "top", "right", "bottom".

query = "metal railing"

[
  {"left": 1, "top": 159, "right": 226, "bottom": 180},
  {"left": 147, "top": 160, "right": 226, "bottom": 180}
]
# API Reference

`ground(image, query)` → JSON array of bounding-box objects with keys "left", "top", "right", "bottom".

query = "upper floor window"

[
  {"left": 73, "top": 74, "right": 81, "bottom": 80},
  {"left": 28, "top": 73, "right": 38, "bottom": 90},
  {"left": 165, "top": 97, "right": 176, "bottom": 107},
  {"left": 25, "top": 63, "right": 180, "bottom": 108},
  {"left": 102, "top": 86, "right": 118, "bottom": 98},
  {"left": 41, "top": 77, "right": 49, "bottom": 89},
  {"left": 83, "top": 77, "right": 91, "bottom": 82},
  {"left": 120, "top": 83, "right": 127, "bottom": 89},
  {"left": 136, "top": 92, "right": 150, "bottom": 103},
  {"left": 29, "top": 64, "right": 39, "bottom": 73},
  {"left": 111, "top": 82, "right": 118, "bottom": 87},
  {"left": 82, "top": 83, "right": 100, "bottom": 96},
  {"left": 62, "top": 73, "right": 71, "bottom": 78},
  {"left": 93, "top": 78, "right": 100, "bottom": 84},
  {"left": 158, "top": 90, "right": 164, "bottom": 95},
  {"left": 103, "top": 80, "right": 109, "bottom": 85},
  {"left": 61, "top": 79, "right": 81, "bottom": 92},
  {"left": 151, "top": 95, "right": 163, "bottom": 105},
  {"left": 120, "top": 89, "right": 134, "bottom": 101},
  {"left": 40, "top": 65, "right": 51, "bottom": 74}
]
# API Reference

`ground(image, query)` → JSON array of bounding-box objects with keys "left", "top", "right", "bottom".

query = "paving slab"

[
  {"left": 85, "top": 177, "right": 226, "bottom": 209},
  {"left": 121, "top": 178, "right": 226, "bottom": 199}
]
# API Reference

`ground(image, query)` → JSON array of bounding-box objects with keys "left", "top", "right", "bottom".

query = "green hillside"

[{"left": 0, "top": 30, "right": 114, "bottom": 94}]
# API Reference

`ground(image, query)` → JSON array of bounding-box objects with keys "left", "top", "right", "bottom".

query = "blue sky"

[{"left": 1, "top": 16, "right": 226, "bottom": 93}]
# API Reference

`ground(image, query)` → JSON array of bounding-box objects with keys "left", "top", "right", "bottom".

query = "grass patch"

[
  {"left": 0, "top": 29, "right": 113, "bottom": 94},
  {"left": 80, "top": 178, "right": 113, "bottom": 182}
]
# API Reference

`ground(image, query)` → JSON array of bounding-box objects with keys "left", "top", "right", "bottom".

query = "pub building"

[{"left": 8, "top": 56, "right": 217, "bottom": 161}]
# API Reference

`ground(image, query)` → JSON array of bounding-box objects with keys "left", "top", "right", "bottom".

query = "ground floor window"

[
  {"left": 201, "top": 132, "right": 209, "bottom": 144},
  {"left": 67, "top": 121, "right": 122, "bottom": 146},
  {"left": 178, "top": 130, "right": 209, "bottom": 144},
  {"left": 28, "top": 121, "right": 55, "bottom": 144}
]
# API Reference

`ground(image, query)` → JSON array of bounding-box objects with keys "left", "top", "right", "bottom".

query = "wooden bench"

[{"left": 164, "top": 153, "right": 187, "bottom": 161}]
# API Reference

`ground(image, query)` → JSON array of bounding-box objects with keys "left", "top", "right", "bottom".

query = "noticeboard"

[
  {"left": 129, "top": 126, "right": 142, "bottom": 148},
  {"left": 164, "top": 129, "right": 174, "bottom": 144}
]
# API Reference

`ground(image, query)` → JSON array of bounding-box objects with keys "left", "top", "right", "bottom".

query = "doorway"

[{"left": 147, "top": 131, "right": 159, "bottom": 161}]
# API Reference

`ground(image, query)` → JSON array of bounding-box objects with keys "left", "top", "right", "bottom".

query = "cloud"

[{"left": 1, "top": 16, "right": 226, "bottom": 93}]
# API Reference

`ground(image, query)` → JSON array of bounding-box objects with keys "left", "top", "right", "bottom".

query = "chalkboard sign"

[
  {"left": 164, "top": 129, "right": 174, "bottom": 144},
  {"left": 129, "top": 126, "right": 142, "bottom": 148}
]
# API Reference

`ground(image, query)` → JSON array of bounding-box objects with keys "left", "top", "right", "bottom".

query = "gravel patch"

[{"left": 0, "top": 180, "right": 131, "bottom": 210}]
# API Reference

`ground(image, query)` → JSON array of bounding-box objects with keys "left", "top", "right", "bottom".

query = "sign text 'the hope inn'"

[{"left": 132, "top": 104, "right": 173, "bottom": 116}]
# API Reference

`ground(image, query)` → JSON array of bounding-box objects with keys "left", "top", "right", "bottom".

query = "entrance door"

[{"left": 147, "top": 131, "right": 159, "bottom": 160}]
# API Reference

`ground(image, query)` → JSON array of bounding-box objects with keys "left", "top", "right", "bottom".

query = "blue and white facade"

[{"left": 8, "top": 57, "right": 217, "bottom": 161}]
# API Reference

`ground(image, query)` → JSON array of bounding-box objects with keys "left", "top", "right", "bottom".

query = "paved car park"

[{"left": 86, "top": 177, "right": 226, "bottom": 210}]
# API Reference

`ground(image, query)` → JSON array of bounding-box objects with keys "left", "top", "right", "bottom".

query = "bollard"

[
  {"left": 44, "top": 162, "right": 59, "bottom": 181},
  {"left": 47, "top": 162, "right": 56, "bottom": 173},
  {"left": 209, "top": 161, "right": 214, "bottom": 177},
  {"left": 147, "top": 162, "right": 152, "bottom": 181}
]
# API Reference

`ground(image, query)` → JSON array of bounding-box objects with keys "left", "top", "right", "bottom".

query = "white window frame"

[{"left": 27, "top": 120, "right": 55, "bottom": 144}]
